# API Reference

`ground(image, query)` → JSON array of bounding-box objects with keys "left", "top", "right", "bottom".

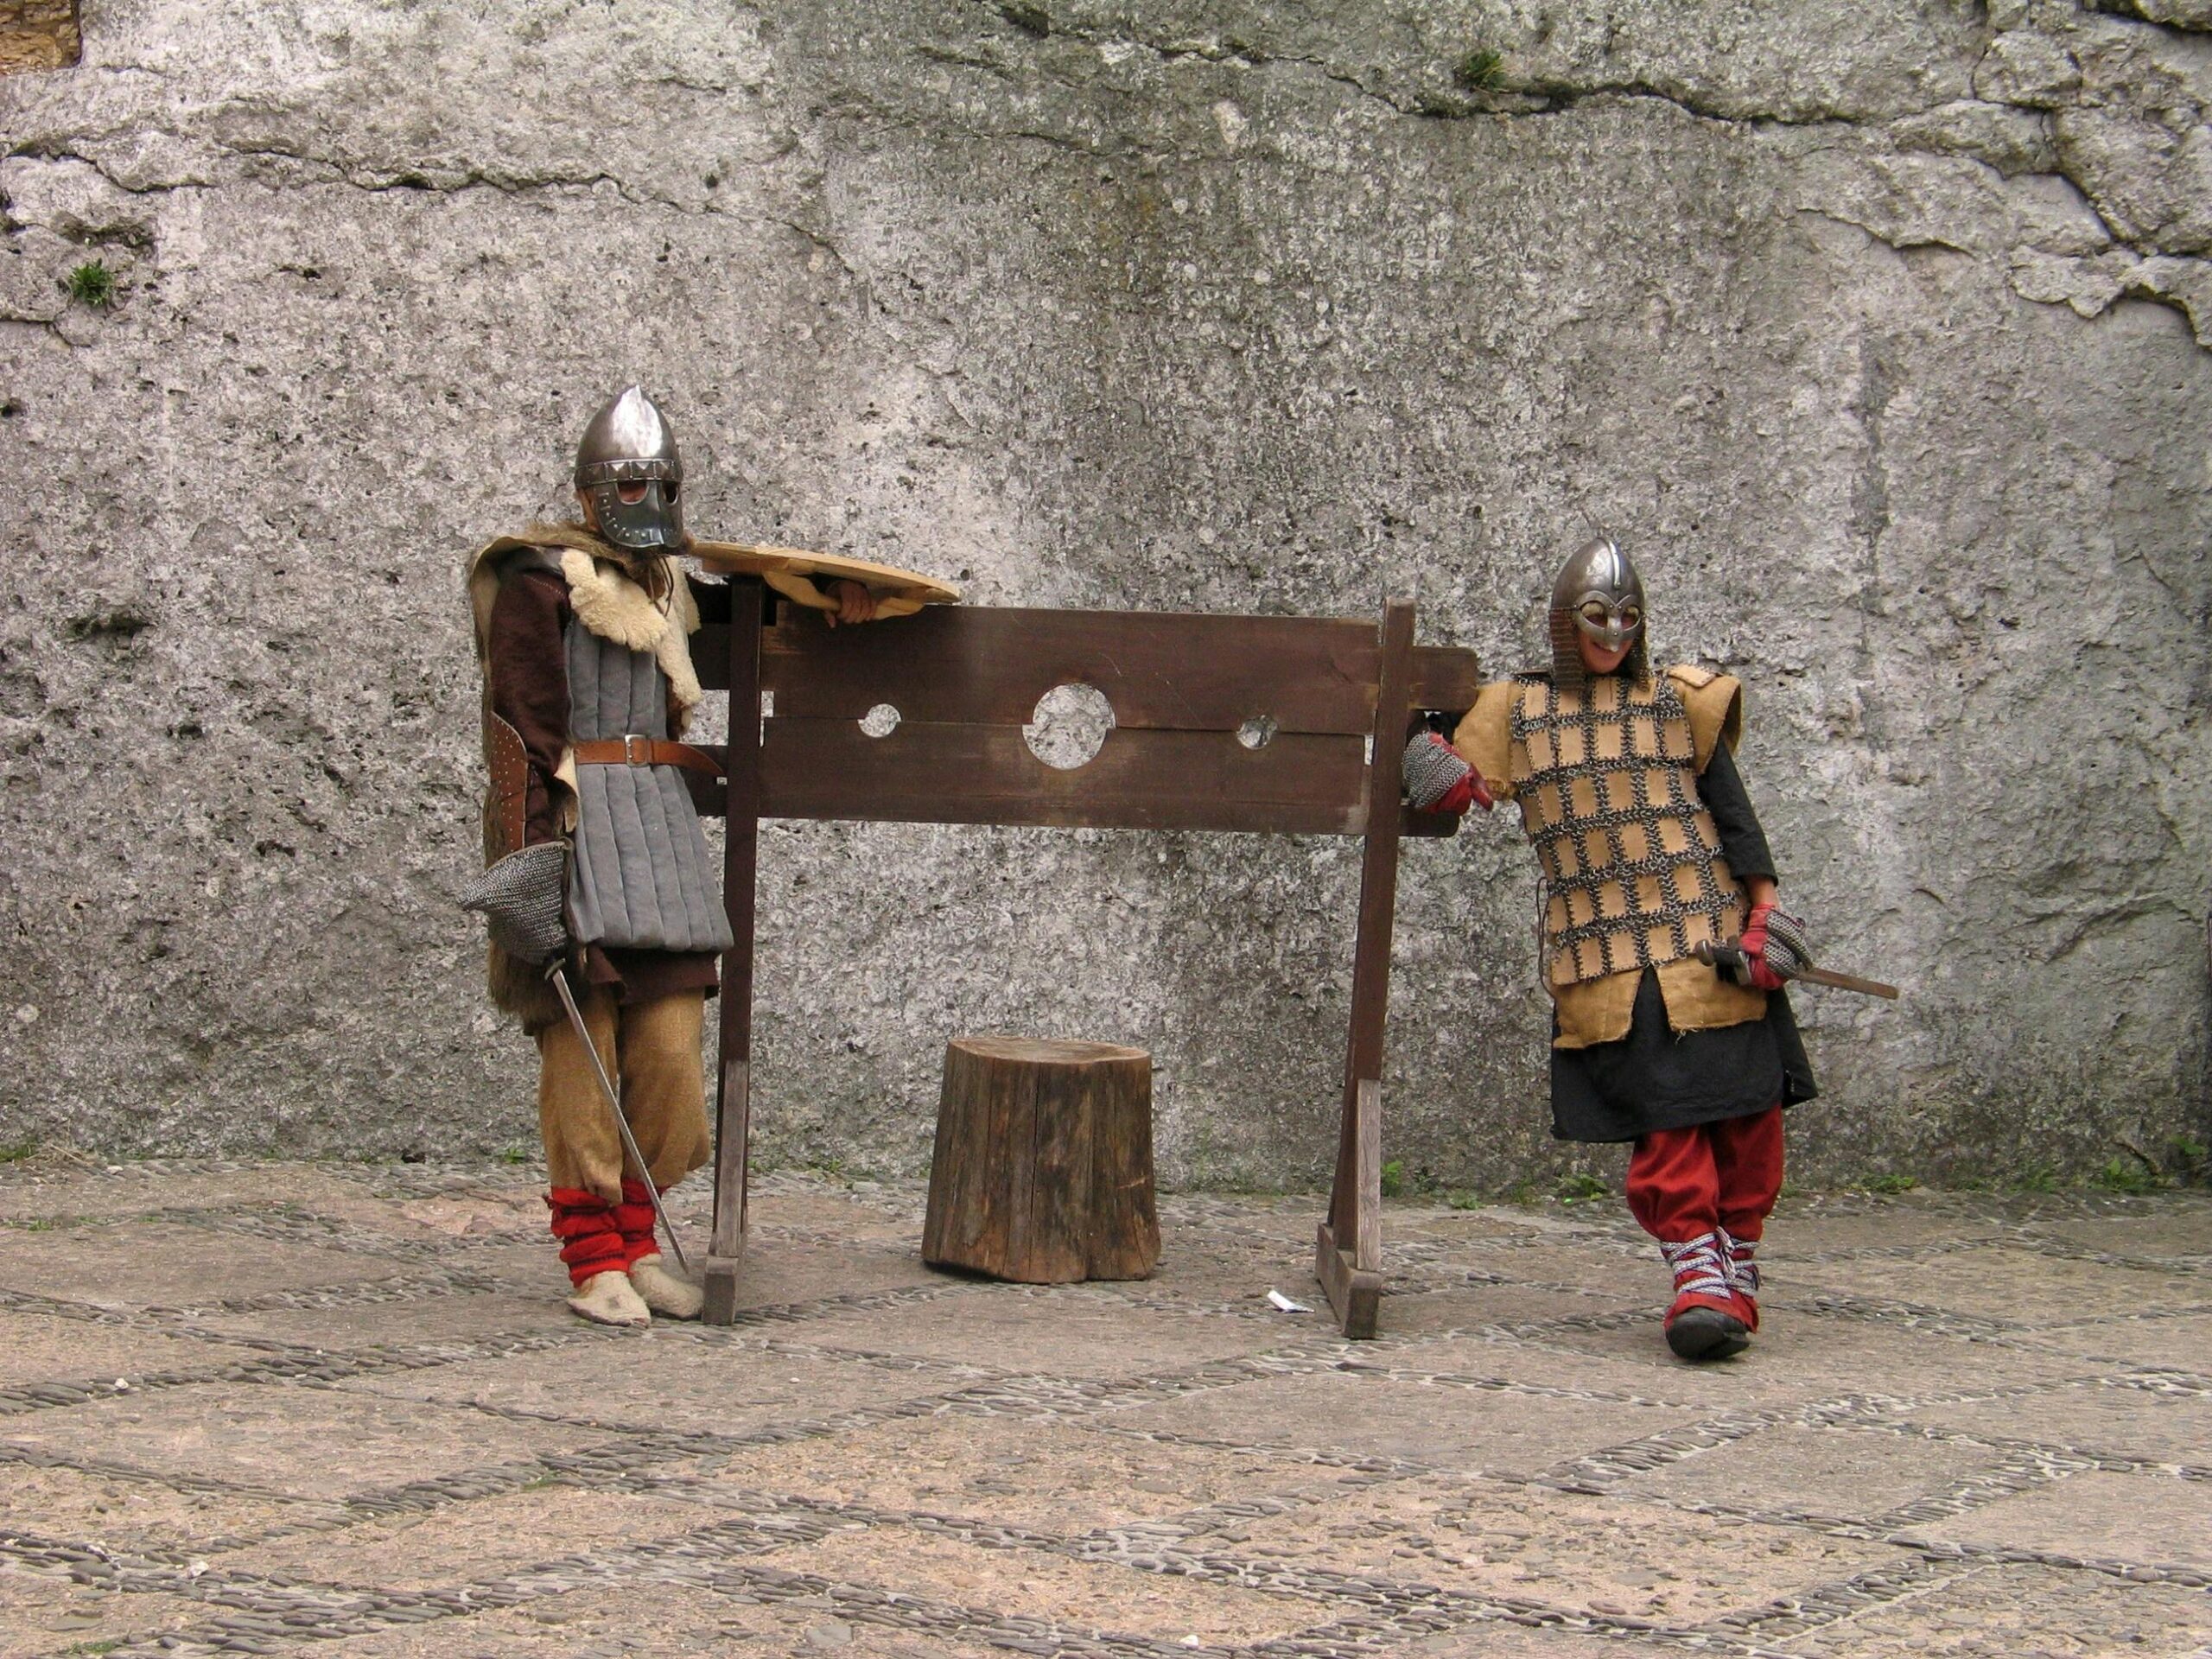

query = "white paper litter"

[{"left": 1265, "top": 1289, "right": 1313, "bottom": 1313}]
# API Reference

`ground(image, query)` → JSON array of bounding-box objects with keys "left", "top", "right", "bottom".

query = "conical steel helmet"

[
  {"left": 574, "top": 386, "right": 685, "bottom": 551},
  {"left": 1548, "top": 537, "right": 1648, "bottom": 690}
]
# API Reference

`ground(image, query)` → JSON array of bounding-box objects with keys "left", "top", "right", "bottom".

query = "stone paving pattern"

[{"left": 0, "top": 1155, "right": 2207, "bottom": 1658}]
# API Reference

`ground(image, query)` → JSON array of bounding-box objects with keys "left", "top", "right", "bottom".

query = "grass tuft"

[
  {"left": 1452, "top": 48, "right": 1505, "bottom": 92},
  {"left": 2093, "top": 1157, "right": 2162, "bottom": 1196},
  {"left": 67, "top": 260, "right": 116, "bottom": 308},
  {"left": 1554, "top": 1172, "right": 1607, "bottom": 1204}
]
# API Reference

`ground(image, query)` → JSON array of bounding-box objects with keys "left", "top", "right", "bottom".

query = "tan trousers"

[{"left": 535, "top": 986, "right": 713, "bottom": 1204}]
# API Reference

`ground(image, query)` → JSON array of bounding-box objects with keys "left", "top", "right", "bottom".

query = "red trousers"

[{"left": 1625, "top": 1106, "right": 1784, "bottom": 1244}]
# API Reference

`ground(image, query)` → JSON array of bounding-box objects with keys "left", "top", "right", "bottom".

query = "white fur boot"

[
  {"left": 567, "top": 1269, "right": 652, "bottom": 1328},
  {"left": 628, "top": 1254, "right": 703, "bottom": 1319}
]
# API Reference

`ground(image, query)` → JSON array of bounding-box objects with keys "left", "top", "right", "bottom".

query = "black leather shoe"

[{"left": 1665, "top": 1304, "right": 1751, "bottom": 1362}]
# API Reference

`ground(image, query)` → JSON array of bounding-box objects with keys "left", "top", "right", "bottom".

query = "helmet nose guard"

[{"left": 575, "top": 386, "right": 686, "bottom": 551}]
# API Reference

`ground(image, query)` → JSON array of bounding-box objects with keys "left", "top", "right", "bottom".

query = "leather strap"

[{"left": 572, "top": 736, "right": 724, "bottom": 778}]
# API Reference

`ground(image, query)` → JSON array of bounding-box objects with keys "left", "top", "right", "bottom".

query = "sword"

[
  {"left": 544, "top": 963, "right": 692, "bottom": 1273},
  {"left": 1695, "top": 939, "right": 1901, "bottom": 1001}
]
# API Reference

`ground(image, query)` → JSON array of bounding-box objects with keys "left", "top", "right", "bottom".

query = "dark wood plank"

[
  {"left": 1328, "top": 600, "right": 1414, "bottom": 1278},
  {"left": 710, "top": 1063, "right": 748, "bottom": 1260},
  {"left": 1354, "top": 1077, "right": 1382, "bottom": 1272},
  {"left": 761, "top": 606, "right": 1382, "bottom": 735},
  {"left": 1408, "top": 644, "right": 1484, "bottom": 713},
  {"left": 705, "top": 579, "right": 764, "bottom": 1316},
  {"left": 759, "top": 719, "right": 1369, "bottom": 834},
  {"left": 693, "top": 750, "right": 1461, "bottom": 838}
]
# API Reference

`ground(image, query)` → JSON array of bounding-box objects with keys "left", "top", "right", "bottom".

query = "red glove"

[
  {"left": 1402, "top": 733, "right": 1494, "bottom": 814},
  {"left": 1735, "top": 903, "right": 1789, "bottom": 993},
  {"left": 1436, "top": 765, "right": 1495, "bottom": 816}
]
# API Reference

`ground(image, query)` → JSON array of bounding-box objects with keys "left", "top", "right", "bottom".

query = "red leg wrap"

[
  {"left": 613, "top": 1177, "right": 659, "bottom": 1268},
  {"left": 545, "top": 1188, "right": 627, "bottom": 1287}
]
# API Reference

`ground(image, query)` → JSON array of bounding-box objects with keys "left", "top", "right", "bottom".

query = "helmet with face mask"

[
  {"left": 574, "top": 386, "right": 685, "bottom": 552},
  {"left": 1548, "top": 536, "right": 1648, "bottom": 691}
]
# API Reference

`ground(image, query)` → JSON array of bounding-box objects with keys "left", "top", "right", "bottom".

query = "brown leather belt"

[{"left": 571, "top": 735, "right": 724, "bottom": 778}]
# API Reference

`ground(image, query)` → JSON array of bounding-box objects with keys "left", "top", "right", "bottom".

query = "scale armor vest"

[
  {"left": 563, "top": 622, "right": 735, "bottom": 956},
  {"left": 1508, "top": 673, "right": 1745, "bottom": 988}
]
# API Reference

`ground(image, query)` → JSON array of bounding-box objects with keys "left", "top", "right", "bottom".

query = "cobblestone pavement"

[{"left": 1, "top": 1156, "right": 2208, "bottom": 1658}]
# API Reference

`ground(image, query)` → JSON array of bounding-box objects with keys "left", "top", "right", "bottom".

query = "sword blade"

[
  {"left": 546, "top": 965, "right": 690, "bottom": 1274},
  {"left": 1791, "top": 963, "right": 1901, "bottom": 1000}
]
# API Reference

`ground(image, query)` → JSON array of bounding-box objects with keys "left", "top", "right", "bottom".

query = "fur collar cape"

[{"left": 466, "top": 522, "right": 704, "bottom": 722}]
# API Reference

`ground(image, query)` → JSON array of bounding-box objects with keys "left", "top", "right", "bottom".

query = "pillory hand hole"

[
  {"left": 1236, "top": 715, "right": 1277, "bottom": 750},
  {"left": 860, "top": 702, "right": 900, "bottom": 738},
  {"left": 1024, "top": 682, "right": 1114, "bottom": 771}
]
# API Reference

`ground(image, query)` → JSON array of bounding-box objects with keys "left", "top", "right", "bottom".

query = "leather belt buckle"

[{"left": 623, "top": 733, "right": 650, "bottom": 766}]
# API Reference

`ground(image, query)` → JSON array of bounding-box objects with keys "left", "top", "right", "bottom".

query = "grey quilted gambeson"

[{"left": 563, "top": 623, "right": 735, "bottom": 956}]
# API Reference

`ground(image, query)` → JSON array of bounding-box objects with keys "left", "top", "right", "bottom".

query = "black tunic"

[{"left": 1545, "top": 738, "right": 1818, "bottom": 1143}]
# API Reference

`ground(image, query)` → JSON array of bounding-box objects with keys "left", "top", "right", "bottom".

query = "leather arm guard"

[{"left": 460, "top": 840, "right": 570, "bottom": 965}]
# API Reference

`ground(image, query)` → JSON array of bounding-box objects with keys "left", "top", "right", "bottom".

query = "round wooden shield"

[{"left": 689, "top": 540, "right": 960, "bottom": 618}]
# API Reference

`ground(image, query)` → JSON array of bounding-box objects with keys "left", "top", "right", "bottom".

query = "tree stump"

[{"left": 923, "top": 1035, "right": 1160, "bottom": 1283}]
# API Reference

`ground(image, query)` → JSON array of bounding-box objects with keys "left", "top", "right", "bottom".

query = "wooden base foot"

[
  {"left": 701, "top": 1254, "right": 742, "bottom": 1326},
  {"left": 1313, "top": 1220, "right": 1382, "bottom": 1340}
]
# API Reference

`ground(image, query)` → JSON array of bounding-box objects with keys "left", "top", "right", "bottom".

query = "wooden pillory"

[{"left": 685, "top": 588, "right": 1481, "bottom": 1338}]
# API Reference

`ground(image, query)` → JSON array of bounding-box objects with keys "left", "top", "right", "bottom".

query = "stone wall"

[{"left": 2, "top": 0, "right": 2207, "bottom": 1192}]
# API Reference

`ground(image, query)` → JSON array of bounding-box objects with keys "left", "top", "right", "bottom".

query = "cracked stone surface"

[
  {"left": 1, "top": 1159, "right": 2207, "bottom": 1659},
  {"left": 0, "top": 2, "right": 2209, "bottom": 1190}
]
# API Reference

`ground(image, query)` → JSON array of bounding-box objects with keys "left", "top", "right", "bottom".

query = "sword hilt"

[
  {"left": 1694, "top": 938, "right": 1899, "bottom": 1001},
  {"left": 1694, "top": 938, "right": 1753, "bottom": 980}
]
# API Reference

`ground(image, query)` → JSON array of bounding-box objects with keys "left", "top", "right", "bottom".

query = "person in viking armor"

[
  {"left": 462, "top": 387, "right": 877, "bottom": 1327},
  {"left": 1403, "top": 537, "right": 1816, "bottom": 1361}
]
